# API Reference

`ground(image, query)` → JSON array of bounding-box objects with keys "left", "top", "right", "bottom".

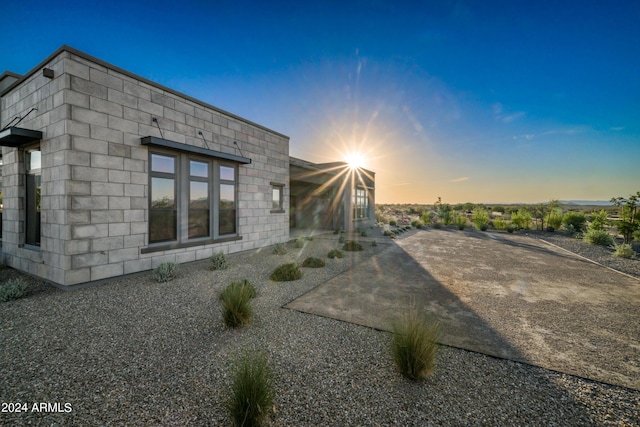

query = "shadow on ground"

[{"left": 285, "top": 229, "right": 640, "bottom": 391}]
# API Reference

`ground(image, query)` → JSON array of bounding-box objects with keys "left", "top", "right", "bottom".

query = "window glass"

[
  {"left": 272, "top": 187, "right": 282, "bottom": 210},
  {"left": 151, "top": 154, "right": 175, "bottom": 173},
  {"left": 149, "top": 210, "right": 177, "bottom": 242},
  {"left": 151, "top": 177, "right": 175, "bottom": 208},
  {"left": 219, "top": 183, "right": 236, "bottom": 235},
  {"left": 26, "top": 149, "right": 42, "bottom": 247},
  {"left": 189, "top": 181, "right": 209, "bottom": 239},
  {"left": 190, "top": 160, "right": 208, "bottom": 178},
  {"left": 220, "top": 165, "right": 235, "bottom": 181},
  {"left": 26, "top": 150, "right": 41, "bottom": 170}
]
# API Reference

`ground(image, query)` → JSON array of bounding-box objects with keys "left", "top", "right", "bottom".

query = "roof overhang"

[
  {"left": 0, "top": 127, "right": 43, "bottom": 147},
  {"left": 141, "top": 136, "right": 251, "bottom": 164}
]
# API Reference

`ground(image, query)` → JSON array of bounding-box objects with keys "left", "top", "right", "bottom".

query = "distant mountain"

[{"left": 560, "top": 200, "right": 614, "bottom": 206}]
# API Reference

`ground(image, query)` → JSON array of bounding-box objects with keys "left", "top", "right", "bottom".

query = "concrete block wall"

[{"left": 1, "top": 47, "right": 289, "bottom": 287}]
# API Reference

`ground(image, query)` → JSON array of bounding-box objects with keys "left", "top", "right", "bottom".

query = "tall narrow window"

[
  {"left": 189, "top": 160, "right": 210, "bottom": 239},
  {"left": 150, "top": 154, "right": 177, "bottom": 243},
  {"left": 219, "top": 165, "right": 236, "bottom": 235},
  {"left": 272, "top": 185, "right": 283, "bottom": 211},
  {"left": 353, "top": 187, "right": 369, "bottom": 220},
  {"left": 25, "top": 149, "right": 42, "bottom": 247}
]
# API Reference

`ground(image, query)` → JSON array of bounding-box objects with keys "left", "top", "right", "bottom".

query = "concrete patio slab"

[{"left": 285, "top": 229, "right": 640, "bottom": 390}]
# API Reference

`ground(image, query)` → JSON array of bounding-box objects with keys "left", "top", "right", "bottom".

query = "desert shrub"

[
  {"left": 227, "top": 352, "right": 274, "bottom": 427},
  {"left": 327, "top": 249, "right": 345, "bottom": 259},
  {"left": 333, "top": 229, "right": 340, "bottom": 235},
  {"left": 210, "top": 252, "right": 230, "bottom": 270},
  {"left": 432, "top": 222, "right": 442, "bottom": 229},
  {"left": 410, "top": 220, "right": 422, "bottom": 228},
  {"left": 454, "top": 214, "right": 467, "bottom": 230},
  {"left": 493, "top": 217, "right": 507, "bottom": 230},
  {"left": 360, "top": 230, "right": 368, "bottom": 237},
  {"left": 562, "top": 223, "right": 576, "bottom": 235},
  {"left": 511, "top": 208, "right": 532, "bottom": 230},
  {"left": 272, "top": 242, "right": 287, "bottom": 255},
  {"left": 506, "top": 224, "right": 515, "bottom": 233},
  {"left": 613, "top": 243, "right": 636, "bottom": 259},
  {"left": 343, "top": 241, "right": 363, "bottom": 251},
  {"left": 562, "top": 212, "right": 587, "bottom": 232},
  {"left": 589, "top": 210, "right": 609, "bottom": 231},
  {"left": 294, "top": 238, "right": 305, "bottom": 248},
  {"left": 338, "top": 235, "right": 346, "bottom": 244},
  {"left": 371, "top": 240, "right": 378, "bottom": 247},
  {"left": 302, "top": 257, "right": 326, "bottom": 268},
  {"left": 383, "top": 230, "right": 394, "bottom": 237},
  {"left": 391, "top": 307, "right": 440, "bottom": 380},
  {"left": 389, "top": 219, "right": 397, "bottom": 226},
  {"left": 583, "top": 228, "right": 614, "bottom": 246},
  {"left": 270, "top": 263, "right": 302, "bottom": 281},
  {"left": 421, "top": 211, "right": 435, "bottom": 225},
  {"left": 0, "top": 278, "right": 30, "bottom": 302},
  {"left": 153, "top": 262, "right": 179, "bottom": 282},
  {"left": 220, "top": 281, "right": 255, "bottom": 327},
  {"left": 548, "top": 210, "right": 563, "bottom": 229},
  {"left": 472, "top": 208, "right": 490, "bottom": 231},
  {"left": 634, "top": 230, "right": 640, "bottom": 242}
]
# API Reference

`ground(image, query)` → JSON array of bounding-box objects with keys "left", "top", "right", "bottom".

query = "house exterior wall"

[{"left": 1, "top": 47, "right": 289, "bottom": 287}]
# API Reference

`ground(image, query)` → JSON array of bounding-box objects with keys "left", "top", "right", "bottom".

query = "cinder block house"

[{"left": 0, "top": 46, "right": 374, "bottom": 288}]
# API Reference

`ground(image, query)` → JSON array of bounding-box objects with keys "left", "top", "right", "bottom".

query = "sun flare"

[{"left": 345, "top": 152, "right": 366, "bottom": 169}]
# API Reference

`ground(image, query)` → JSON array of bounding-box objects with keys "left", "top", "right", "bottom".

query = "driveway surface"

[{"left": 286, "top": 229, "right": 640, "bottom": 390}]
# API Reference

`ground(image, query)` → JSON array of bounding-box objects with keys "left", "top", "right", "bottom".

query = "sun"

[{"left": 345, "top": 152, "right": 366, "bottom": 169}]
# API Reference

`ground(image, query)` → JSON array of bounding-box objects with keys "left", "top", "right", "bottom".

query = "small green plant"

[
  {"left": 153, "top": 262, "right": 180, "bottom": 282},
  {"left": 220, "top": 280, "right": 256, "bottom": 327},
  {"left": 272, "top": 242, "right": 287, "bottom": 255},
  {"left": 511, "top": 208, "right": 532, "bottom": 230},
  {"left": 391, "top": 306, "right": 440, "bottom": 380},
  {"left": 583, "top": 228, "right": 614, "bottom": 246},
  {"left": 454, "top": 214, "right": 467, "bottom": 230},
  {"left": 270, "top": 263, "right": 302, "bottom": 281},
  {"left": 432, "top": 222, "right": 442, "bottom": 229},
  {"left": 360, "top": 230, "right": 368, "bottom": 237},
  {"left": 371, "top": 240, "right": 378, "bottom": 247},
  {"left": 389, "top": 219, "right": 397, "bottom": 226},
  {"left": 343, "top": 241, "right": 363, "bottom": 251},
  {"left": 338, "top": 235, "right": 346, "bottom": 244},
  {"left": 562, "top": 211, "right": 587, "bottom": 233},
  {"left": 589, "top": 210, "right": 609, "bottom": 231},
  {"left": 548, "top": 209, "right": 563, "bottom": 229},
  {"left": 302, "top": 257, "right": 326, "bottom": 268},
  {"left": 294, "top": 238, "right": 305, "bottom": 248},
  {"left": 634, "top": 229, "right": 640, "bottom": 242},
  {"left": 472, "top": 208, "right": 490, "bottom": 231},
  {"left": 333, "top": 229, "right": 340, "bottom": 235},
  {"left": 383, "top": 230, "right": 394, "bottom": 237},
  {"left": 493, "top": 217, "right": 507, "bottom": 230},
  {"left": 410, "top": 220, "right": 421, "bottom": 228},
  {"left": 327, "top": 249, "right": 345, "bottom": 259},
  {"left": 210, "top": 252, "right": 230, "bottom": 270},
  {"left": 0, "top": 278, "right": 30, "bottom": 302},
  {"left": 506, "top": 223, "right": 515, "bottom": 233},
  {"left": 613, "top": 242, "right": 636, "bottom": 259},
  {"left": 227, "top": 352, "right": 274, "bottom": 427}
]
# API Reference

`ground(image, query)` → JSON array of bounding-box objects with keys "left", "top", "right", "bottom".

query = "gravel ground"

[{"left": 1, "top": 232, "right": 639, "bottom": 426}]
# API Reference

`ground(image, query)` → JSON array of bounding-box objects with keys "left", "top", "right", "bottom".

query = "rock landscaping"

[{"left": 0, "top": 230, "right": 638, "bottom": 425}]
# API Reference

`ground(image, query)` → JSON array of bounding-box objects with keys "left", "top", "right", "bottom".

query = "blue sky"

[{"left": 3, "top": 0, "right": 639, "bottom": 203}]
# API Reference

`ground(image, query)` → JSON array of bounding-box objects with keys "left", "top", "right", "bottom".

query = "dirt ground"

[{"left": 286, "top": 229, "right": 640, "bottom": 390}]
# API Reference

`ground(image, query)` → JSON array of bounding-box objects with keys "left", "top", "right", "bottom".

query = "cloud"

[
  {"left": 450, "top": 177, "right": 469, "bottom": 183},
  {"left": 501, "top": 111, "right": 526, "bottom": 123}
]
